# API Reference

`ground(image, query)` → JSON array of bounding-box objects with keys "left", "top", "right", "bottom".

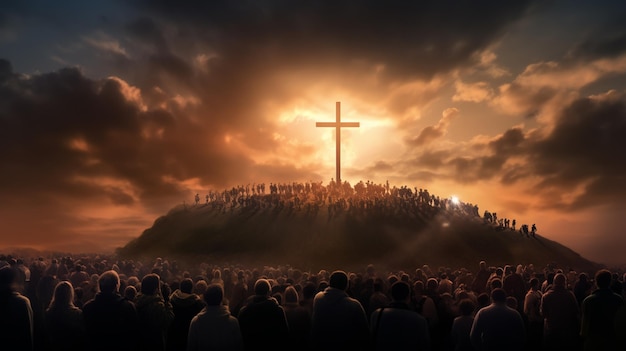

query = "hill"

[{"left": 118, "top": 196, "right": 602, "bottom": 274}]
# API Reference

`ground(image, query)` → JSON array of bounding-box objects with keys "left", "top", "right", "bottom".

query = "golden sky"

[{"left": 1, "top": 1, "right": 626, "bottom": 265}]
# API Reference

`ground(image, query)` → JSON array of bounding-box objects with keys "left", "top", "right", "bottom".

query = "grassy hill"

[{"left": 118, "top": 199, "right": 602, "bottom": 274}]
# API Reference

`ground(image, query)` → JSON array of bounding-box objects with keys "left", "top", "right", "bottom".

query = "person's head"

[
  {"left": 595, "top": 269, "right": 612, "bottom": 289},
  {"left": 0, "top": 266, "right": 17, "bottom": 293},
  {"left": 140, "top": 273, "right": 161, "bottom": 295},
  {"left": 506, "top": 296, "right": 518, "bottom": 309},
  {"left": 413, "top": 280, "right": 425, "bottom": 295},
  {"left": 49, "top": 281, "right": 75, "bottom": 309},
  {"left": 529, "top": 277, "right": 539, "bottom": 290},
  {"left": 302, "top": 281, "right": 317, "bottom": 300},
  {"left": 458, "top": 298, "right": 476, "bottom": 316},
  {"left": 390, "top": 281, "right": 411, "bottom": 303},
  {"left": 553, "top": 273, "right": 567, "bottom": 287},
  {"left": 490, "top": 278, "right": 502, "bottom": 290},
  {"left": 426, "top": 278, "right": 438, "bottom": 292},
  {"left": 254, "top": 278, "right": 271, "bottom": 296},
  {"left": 98, "top": 270, "right": 120, "bottom": 294},
  {"left": 329, "top": 271, "right": 349, "bottom": 291},
  {"left": 124, "top": 285, "right": 137, "bottom": 301},
  {"left": 194, "top": 280, "right": 208, "bottom": 296},
  {"left": 203, "top": 283, "right": 224, "bottom": 306},
  {"left": 180, "top": 278, "right": 194, "bottom": 294},
  {"left": 479, "top": 260, "right": 487, "bottom": 270},
  {"left": 284, "top": 285, "right": 299, "bottom": 305},
  {"left": 477, "top": 292, "right": 490, "bottom": 308},
  {"left": 490, "top": 288, "right": 507, "bottom": 304}
]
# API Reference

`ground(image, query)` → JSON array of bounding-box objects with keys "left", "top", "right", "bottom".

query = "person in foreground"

[
  {"left": 370, "top": 280, "right": 430, "bottom": 350},
  {"left": 470, "top": 288, "right": 526, "bottom": 351},
  {"left": 0, "top": 266, "right": 34, "bottom": 351},
  {"left": 580, "top": 269, "right": 623, "bottom": 351},
  {"left": 82, "top": 270, "right": 139, "bottom": 351},
  {"left": 187, "top": 283, "right": 243, "bottom": 351},
  {"left": 310, "top": 270, "right": 370, "bottom": 351}
]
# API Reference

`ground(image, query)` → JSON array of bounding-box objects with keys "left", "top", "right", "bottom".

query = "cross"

[{"left": 316, "top": 101, "right": 360, "bottom": 184}]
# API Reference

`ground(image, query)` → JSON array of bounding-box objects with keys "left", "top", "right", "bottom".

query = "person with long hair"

[{"left": 44, "top": 281, "right": 85, "bottom": 351}]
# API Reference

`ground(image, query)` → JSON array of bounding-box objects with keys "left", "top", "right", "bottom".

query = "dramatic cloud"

[{"left": 2, "top": 1, "right": 626, "bottom": 265}]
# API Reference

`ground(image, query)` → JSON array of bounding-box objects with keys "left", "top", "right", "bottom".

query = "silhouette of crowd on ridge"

[
  {"left": 189, "top": 179, "right": 539, "bottom": 238},
  {"left": 1, "top": 253, "right": 625, "bottom": 351}
]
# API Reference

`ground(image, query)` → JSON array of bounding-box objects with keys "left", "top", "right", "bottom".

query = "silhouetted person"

[
  {"left": 502, "top": 265, "right": 526, "bottom": 313},
  {"left": 187, "top": 283, "right": 243, "bottom": 351},
  {"left": 311, "top": 270, "right": 370, "bottom": 351},
  {"left": 83, "top": 270, "right": 139, "bottom": 351},
  {"left": 237, "top": 278, "right": 289, "bottom": 351},
  {"left": 44, "top": 280, "right": 85, "bottom": 351},
  {"left": 574, "top": 272, "right": 592, "bottom": 307},
  {"left": 470, "top": 288, "right": 526, "bottom": 351},
  {"left": 282, "top": 285, "right": 312, "bottom": 349},
  {"left": 167, "top": 278, "right": 205, "bottom": 351},
  {"left": 580, "top": 269, "right": 623, "bottom": 351},
  {"left": 540, "top": 273, "right": 579, "bottom": 350},
  {"left": 135, "top": 273, "right": 174, "bottom": 351},
  {"left": 368, "top": 278, "right": 390, "bottom": 320},
  {"left": 471, "top": 261, "right": 490, "bottom": 295},
  {"left": 0, "top": 265, "right": 34, "bottom": 351},
  {"left": 523, "top": 277, "right": 543, "bottom": 350},
  {"left": 370, "top": 280, "right": 430, "bottom": 351},
  {"left": 412, "top": 280, "right": 439, "bottom": 330},
  {"left": 450, "top": 298, "right": 476, "bottom": 351}
]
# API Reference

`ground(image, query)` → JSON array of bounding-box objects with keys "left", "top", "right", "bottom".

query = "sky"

[{"left": 1, "top": 0, "right": 626, "bottom": 266}]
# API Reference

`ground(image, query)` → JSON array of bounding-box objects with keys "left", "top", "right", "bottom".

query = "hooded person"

[{"left": 167, "top": 278, "right": 205, "bottom": 351}]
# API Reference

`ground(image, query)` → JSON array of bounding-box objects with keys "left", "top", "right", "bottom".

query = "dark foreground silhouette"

[{"left": 1, "top": 254, "right": 625, "bottom": 351}]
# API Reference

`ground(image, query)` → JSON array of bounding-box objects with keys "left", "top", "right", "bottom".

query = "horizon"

[{"left": 1, "top": 1, "right": 626, "bottom": 266}]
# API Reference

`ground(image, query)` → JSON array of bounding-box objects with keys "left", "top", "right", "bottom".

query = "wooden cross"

[{"left": 316, "top": 101, "right": 360, "bottom": 184}]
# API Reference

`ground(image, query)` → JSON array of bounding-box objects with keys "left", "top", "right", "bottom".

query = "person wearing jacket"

[
  {"left": 187, "top": 283, "right": 243, "bottom": 351},
  {"left": 370, "top": 280, "right": 430, "bottom": 350},
  {"left": 310, "top": 270, "right": 370, "bottom": 351},
  {"left": 82, "top": 270, "right": 138, "bottom": 351},
  {"left": 135, "top": 273, "right": 174, "bottom": 351},
  {"left": 237, "top": 278, "right": 289, "bottom": 351},
  {"left": 167, "top": 278, "right": 205, "bottom": 351}
]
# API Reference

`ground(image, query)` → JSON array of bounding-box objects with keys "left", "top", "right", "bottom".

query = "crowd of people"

[
  {"left": 1, "top": 253, "right": 625, "bottom": 351},
  {"left": 190, "top": 179, "right": 537, "bottom": 237}
]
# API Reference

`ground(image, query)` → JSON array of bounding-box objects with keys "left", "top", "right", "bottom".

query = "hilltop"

[{"left": 118, "top": 188, "right": 602, "bottom": 273}]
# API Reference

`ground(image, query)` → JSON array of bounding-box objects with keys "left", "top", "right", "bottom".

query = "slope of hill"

[{"left": 118, "top": 200, "right": 602, "bottom": 274}]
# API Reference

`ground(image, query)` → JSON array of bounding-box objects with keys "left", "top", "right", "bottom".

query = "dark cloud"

[
  {"left": 438, "top": 92, "right": 626, "bottom": 211},
  {"left": 128, "top": 0, "right": 535, "bottom": 81},
  {"left": 0, "top": 60, "right": 261, "bottom": 210},
  {"left": 527, "top": 92, "right": 626, "bottom": 209},
  {"left": 567, "top": 4, "right": 626, "bottom": 60}
]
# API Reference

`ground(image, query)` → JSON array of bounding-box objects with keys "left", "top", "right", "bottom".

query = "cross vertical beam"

[{"left": 315, "top": 101, "right": 360, "bottom": 184}]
